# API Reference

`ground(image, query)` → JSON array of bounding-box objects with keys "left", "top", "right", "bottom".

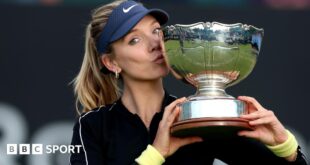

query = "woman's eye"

[
  {"left": 128, "top": 38, "right": 140, "bottom": 45},
  {"left": 153, "top": 28, "right": 162, "bottom": 35}
]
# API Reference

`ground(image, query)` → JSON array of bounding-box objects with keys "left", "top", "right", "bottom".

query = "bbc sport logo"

[{"left": 7, "top": 144, "right": 82, "bottom": 155}]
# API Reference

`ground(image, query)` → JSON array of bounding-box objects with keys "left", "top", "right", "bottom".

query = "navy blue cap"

[{"left": 96, "top": 0, "right": 169, "bottom": 54}]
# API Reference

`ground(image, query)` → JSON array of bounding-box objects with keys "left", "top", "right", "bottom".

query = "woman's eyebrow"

[
  {"left": 122, "top": 29, "right": 138, "bottom": 42},
  {"left": 124, "top": 19, "right": 159, "bottom": 40},
  {"left": 129, "top": 19, "right": 159, "bottom": 33},
  {"left": 150, "top": 19, "right": 159, "bottom": 25},
  {"left": 127, "top": 28, "right": 138, "bottom": 34}
]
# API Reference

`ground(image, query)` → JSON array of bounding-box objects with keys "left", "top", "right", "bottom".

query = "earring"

[{"left": 115, "top": 70, "right": 119, "bottom": 79}]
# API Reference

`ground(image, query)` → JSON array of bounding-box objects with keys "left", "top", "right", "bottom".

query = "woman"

[{"left": 70, "top": 0, "right": 307, "bottom": 164}]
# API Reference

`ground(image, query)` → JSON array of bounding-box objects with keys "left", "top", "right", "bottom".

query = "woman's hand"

[
  {"left": 237, "top": 96, "right": 288, "bottom": 146},
  {"left": 152, "top": 97, "right": 203, "bottom": 158}
]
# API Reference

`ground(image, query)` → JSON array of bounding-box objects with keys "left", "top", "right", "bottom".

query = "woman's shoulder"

[
  {"left": 79, "top": 102, "right": 117, "bottom": 121},
  {"left": 72, "top": 103, "right": 118, "bottom": 134},
  {"left": 73, "top": 103, "right": 115, "bottom": 129}
]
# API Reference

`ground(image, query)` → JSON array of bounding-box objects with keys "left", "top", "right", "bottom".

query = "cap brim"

[
  {"left": 148, "top": 8, "right": 169, "bottom": 25},
  {"left": 110, "top": 8, "right": 169, "bottom": 42}
]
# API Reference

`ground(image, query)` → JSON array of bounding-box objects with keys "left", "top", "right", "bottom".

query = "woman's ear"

[{"left": 100, "top": 54, "right": 119, "bottom": 72}]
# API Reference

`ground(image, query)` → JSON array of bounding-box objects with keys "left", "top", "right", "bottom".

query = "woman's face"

[{"left": 111, "top": 15, "right": 169, "bottom": 81}]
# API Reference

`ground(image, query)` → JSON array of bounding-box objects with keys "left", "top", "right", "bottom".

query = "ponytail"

[{"left": 72, "top": 0, "right": 125, "bottom": 113}]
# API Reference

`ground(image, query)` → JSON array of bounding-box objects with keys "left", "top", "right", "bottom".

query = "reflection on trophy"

[{"left": 164, "top": 22, "right": 264, "bottom": 137}]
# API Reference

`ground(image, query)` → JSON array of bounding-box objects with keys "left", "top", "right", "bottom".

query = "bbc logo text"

[{"left": 7, "top": 144, "right": 82, "bottom": 155}]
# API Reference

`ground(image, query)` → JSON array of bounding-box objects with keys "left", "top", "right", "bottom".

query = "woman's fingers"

[
  {"left": 241, "top": 110, "right": 276, "bottom": 126},
  {"left": 242, "top": 110, "right": 274, "bottom": 119},
  {"left": 236, "top": 98, "right": 289, "bottom": 146},
  {"left": 162, "top": 97, "right": 186, "bottom": 122},
  {"left": 238, "top": 96, "right": 265, "bottom": 111},
  {"left": 166, "top": 97, "right": 187, "bottom": 110},
  {"left": 249, "top": 116, "right": 274, "bottom": 125},
  {"left": 166, "top": 106, "right": 180, "bottom": 126},
  {"left": 241, "top": 111, "right": 261, "bottom": 119},
  {"left": 241, "top": 110, "right": 266, "bottom": 119}
]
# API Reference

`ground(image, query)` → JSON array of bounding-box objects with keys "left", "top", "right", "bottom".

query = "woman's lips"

[{"left": 153, "top": 54, "right": 165, "bottom": 64}]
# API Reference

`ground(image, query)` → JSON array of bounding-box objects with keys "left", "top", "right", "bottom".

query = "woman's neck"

[{"left": 121, "top": 79, "right": 165, "bottom": 129}]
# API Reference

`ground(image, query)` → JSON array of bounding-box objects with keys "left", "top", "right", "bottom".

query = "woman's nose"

[{"left": 148, "top": 31, "right": 163, "bottom": 52}]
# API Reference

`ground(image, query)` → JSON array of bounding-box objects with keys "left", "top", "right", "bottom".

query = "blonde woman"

[{"left": 70, "top": 0, "right": 307, "bottom": 164}]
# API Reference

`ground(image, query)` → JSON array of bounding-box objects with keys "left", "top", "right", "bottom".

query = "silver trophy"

[{"left": 164, "top": 22, "right": 264, "bottom": 137}]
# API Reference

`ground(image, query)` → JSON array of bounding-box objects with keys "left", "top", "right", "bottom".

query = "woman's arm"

[
  {"left": 237, "top": 96, "right": 308, "bottom": 164},
  {"left": 135, "top": 97, "right": 203, "bottom": 165}
]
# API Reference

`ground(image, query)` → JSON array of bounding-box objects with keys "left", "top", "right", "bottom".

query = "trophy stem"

[{"left": 193, "top": 80, "right": 233, "bottom": 99}]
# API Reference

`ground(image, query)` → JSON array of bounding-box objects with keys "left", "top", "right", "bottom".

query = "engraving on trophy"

[{"left": 164, "top": 22, "right": 264, "bottom": 137}]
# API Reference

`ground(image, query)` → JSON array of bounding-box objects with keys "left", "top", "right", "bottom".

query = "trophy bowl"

[{"left": 164, "top": 22, "right": 264, "bottom": 137}]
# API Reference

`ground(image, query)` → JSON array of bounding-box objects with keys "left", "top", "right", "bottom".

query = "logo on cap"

[{"left": 123, "top": 4, "right": 138, "bottom": 13}]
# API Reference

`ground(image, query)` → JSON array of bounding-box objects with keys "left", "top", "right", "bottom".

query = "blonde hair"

[{"left": 73, "top": 0, "right": 125, "bottom": 113}]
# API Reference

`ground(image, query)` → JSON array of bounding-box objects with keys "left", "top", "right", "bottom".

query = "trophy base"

[
  {"left": 171, "top": 117, "right": 252, "bottom": 138},
  {"left": 171, "top": 98, "right": 252, "bottom": 138}
]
